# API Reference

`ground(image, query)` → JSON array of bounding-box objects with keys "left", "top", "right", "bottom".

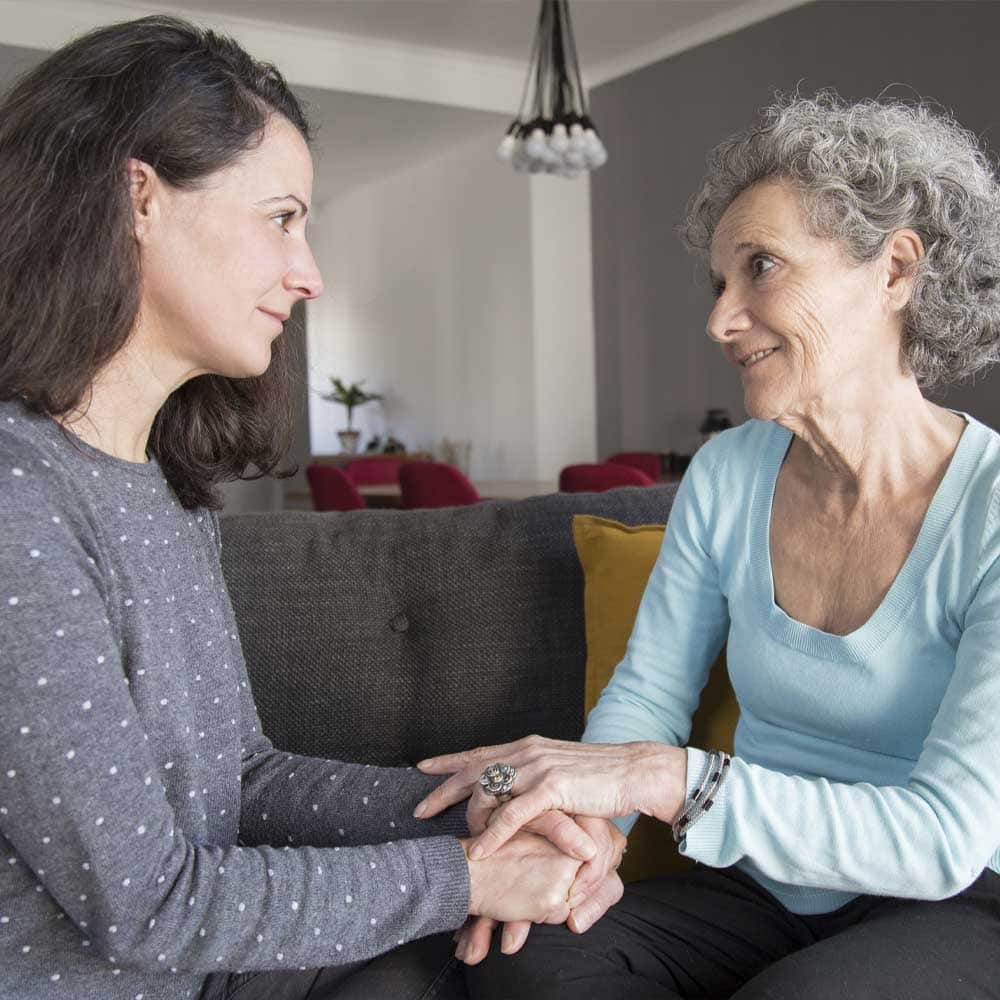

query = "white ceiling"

[
  {"left": 0, "top": 0, "right": 809, "bottom": 199},
  {"left": 0, "top": 40, "right": 502, "bottom": 201},
  {"left": 151, "top": 0, "right": 800, "bottom": 199},
  {"left": 133, "top": 0, "right": 813, "bottom": 85},
  {"left": 171, "top": 0, "right": 748, "bottom": 70}
]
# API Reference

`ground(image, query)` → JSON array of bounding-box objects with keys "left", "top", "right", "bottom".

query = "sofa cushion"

[
  {"left": 573, "top": 514, "right": 667, "bottom": 715},
  {"left": 220, "top": 486, "right": 677, "bottom": 767}
]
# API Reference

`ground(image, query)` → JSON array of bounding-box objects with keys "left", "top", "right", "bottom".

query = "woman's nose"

[
  {"left": 286, "top": 241, "right": 324, "bottom": 300},
  {"left": 706, "top": 288, "right": 752, "bottom": 343}
]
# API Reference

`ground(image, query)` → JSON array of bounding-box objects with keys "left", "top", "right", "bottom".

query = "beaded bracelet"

[
  {"left": 675, "top": 750, "right": 720, "bottom": 829},
  {"left": 671, "top": 751, "right": 731, "bottom": 843},
  {"left": 670, "top": 750, "right": 721, "bottom": 841},
  {"left": 671, "top": 751, "right": 729, "bottom": 842},
  {"left": 688, "top": 751, "right": 730, "bottom": 827}
]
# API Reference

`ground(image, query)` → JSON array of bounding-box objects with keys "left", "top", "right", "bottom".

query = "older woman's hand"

[
  {"left": 415, "top": 735, "right": 686, "bottom": 858},
  {"left": 565, "top": 816, "right": 627, "bottom": 928}
]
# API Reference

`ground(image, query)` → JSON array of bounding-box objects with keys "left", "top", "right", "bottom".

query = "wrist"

[
  {"left": 628, "top": 742, "right": 687, "bottom": 824},
  {"left": 459, "top": 838, "right": 482, "bottom": 915}
]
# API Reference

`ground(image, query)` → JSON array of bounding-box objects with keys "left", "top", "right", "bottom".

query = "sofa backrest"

[{"left": 220, "top": 485, "right": 677, "bottom": 767}]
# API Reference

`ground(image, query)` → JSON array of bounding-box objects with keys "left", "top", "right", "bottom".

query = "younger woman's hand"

[
  {"left": 454, "top": 815, "right": 627, "bottom": 964},
  {"left": 453, "top": 916, "right": 517, "bottom": 965},
  {"left": 463, "top": 830, "right": 582, "bottom": 925}
]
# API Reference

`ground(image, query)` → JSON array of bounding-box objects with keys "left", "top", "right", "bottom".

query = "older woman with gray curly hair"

[{"left": 416, "top": 93, "right": 1000, "bottom": 998}]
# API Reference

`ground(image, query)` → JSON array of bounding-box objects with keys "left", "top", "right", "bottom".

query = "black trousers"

[
  {"left": 198, "top": 932, "right": 463, "bottom": 1000},
  {"left": 464, "top": 865, "right": 1000, "bottom": 1000}
]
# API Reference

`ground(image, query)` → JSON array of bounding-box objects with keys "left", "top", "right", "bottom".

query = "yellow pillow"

[{"left": 572, "top": 514, "right": 739, "bottom": 882}]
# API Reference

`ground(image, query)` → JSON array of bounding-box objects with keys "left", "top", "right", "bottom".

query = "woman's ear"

[
  {"left": 127, "top": 157, "right": 158, "bottom": 242},
  {"left": 882, "top": 228, "right": 925, "bottom": 313}
]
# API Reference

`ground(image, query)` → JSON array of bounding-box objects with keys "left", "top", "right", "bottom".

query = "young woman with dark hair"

[
  {"left": 0, "top": 15, "right": 310, "bottom": 509},
  {"left": 0, "top": 17, "right": 591, "bottom": 1000}
]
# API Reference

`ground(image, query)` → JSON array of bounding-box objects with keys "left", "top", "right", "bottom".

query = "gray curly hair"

[{"left": 680, "top": 92, "right": 1000, "bottom": 388}]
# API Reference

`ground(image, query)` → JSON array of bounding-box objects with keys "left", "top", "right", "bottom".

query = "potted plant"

[{"left": 321, "top": 377, "right": 383, "bottom": 455}]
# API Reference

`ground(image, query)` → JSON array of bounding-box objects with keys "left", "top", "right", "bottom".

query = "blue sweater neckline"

[{"left": 750, "top": 415, "right": 989, "bottom": 662}]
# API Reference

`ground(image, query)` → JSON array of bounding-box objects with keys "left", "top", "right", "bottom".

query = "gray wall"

[
  {"left": 590, "top": 0, "right": 1000, "bottom": 457},
  {"left": 0, "top": 42, "right": 43, "bottom": 89}
]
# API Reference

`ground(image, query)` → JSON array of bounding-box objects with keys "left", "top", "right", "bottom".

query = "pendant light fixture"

[{"left": 497, "top": 0, "right": 608, "bottom": 178}]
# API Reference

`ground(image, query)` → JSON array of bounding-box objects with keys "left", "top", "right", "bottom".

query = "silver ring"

[{"left": 479, "top": 763, "right": 517, "bottom": 799}]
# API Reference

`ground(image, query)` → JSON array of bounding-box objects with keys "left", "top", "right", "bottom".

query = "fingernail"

[
  {"left": 469, "top": 845, "right": 484, "bottom": 860},
  {"left": 501, "top": 933, "right": 513, "bottom": 953},
  {"left": 413, "top": 802, "right": 426, "bottom": 818},
  {"left": 416, "top": 759, "right": 431, "bottom": 770}
]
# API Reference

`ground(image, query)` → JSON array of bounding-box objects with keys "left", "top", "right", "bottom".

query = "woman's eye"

[
  {"left": 272, "top": 212, "right": 294, "bottom": 232},
  {"left": 750, "top": 254, "right": 775, "bottom": 278}
]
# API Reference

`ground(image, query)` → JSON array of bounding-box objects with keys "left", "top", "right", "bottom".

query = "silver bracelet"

[
  {"left": 668, "top": 750, "right": 720, "bottom": 843},
  {"left": 672, "top": 751, "right": 731, "bottom": 843},
  {"left": 674, "top": 751, "right": 730, "bottom": 841},
  {"left": 671, "top": 750, "right": 719, "bottom": 830},
  {"left": 671, "top": 757, "right": 726, "bottom": 843}
]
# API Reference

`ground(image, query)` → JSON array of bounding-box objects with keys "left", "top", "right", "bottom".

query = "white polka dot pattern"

[{"left": 0, "top": 400, "right": 470, "bottom": 998}]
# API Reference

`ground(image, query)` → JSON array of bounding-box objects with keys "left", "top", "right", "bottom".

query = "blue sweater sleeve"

[
  {"left": 582, "top": 442, "right": 730, "bottom": 832},
  {"left": 682, "top": 490, "right": 1000, "bottom": 900}
]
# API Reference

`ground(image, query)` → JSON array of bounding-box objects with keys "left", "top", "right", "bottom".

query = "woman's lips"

[
  {"left": 258, "top": 308, "right": 287, "bottom": 327},
  {"left": 739, "top": 347, "right": 778, "bottom": 370}
]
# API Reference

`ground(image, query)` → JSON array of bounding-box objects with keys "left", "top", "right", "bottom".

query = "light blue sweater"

[{"left": 583, "top": 416, "right": 1000, "bottom": 915}]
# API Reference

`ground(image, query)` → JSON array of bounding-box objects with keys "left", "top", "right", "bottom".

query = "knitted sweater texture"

[{"left": 0, "top": 399, "right": 469, "bottom": 1000}]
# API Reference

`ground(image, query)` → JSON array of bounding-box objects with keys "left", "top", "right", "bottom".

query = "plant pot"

[{"left": 337, "top": 430, "right": 361, "bottom": 455}]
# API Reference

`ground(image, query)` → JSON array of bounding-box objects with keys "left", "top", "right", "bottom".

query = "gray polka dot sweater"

[{"left": 0, "top": 400, "right": 470, "bottom": 1000}]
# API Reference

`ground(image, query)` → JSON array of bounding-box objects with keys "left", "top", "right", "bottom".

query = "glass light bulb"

[
  {"left": 496, "top": 134, "right": 517, "bottom": 161},
  {"left": 525, "top": 127, "right": 548, "bottom": 160}
]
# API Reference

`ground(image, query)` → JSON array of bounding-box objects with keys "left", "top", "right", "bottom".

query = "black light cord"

[{"left": 498, "top": 0, "right": 608, "bottom": 173}]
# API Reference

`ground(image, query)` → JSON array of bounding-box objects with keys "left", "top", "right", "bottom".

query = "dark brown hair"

[{"left": 0, "top": 15, "right": 311, "bottom": 509}]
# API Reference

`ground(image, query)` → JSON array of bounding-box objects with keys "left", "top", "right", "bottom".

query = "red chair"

[
  {"left": 344, "top": 458, "right": 403, "bottom": 486},
  {"left": 305, "top": 464, "right": 366, "bottom": 512},
  {"left": 399, "top": 462, "right": 481, "bottom": 509},
  {"left": 607, "top": 451, "right": 662, "bottom": 481},
  {"left": 559, "top": 463, "right": 656, "bottom": 493}
]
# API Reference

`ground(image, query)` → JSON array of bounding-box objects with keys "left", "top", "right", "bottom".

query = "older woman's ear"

[{"left": 882, "top": 229, "right": 925, "bottom": 313}]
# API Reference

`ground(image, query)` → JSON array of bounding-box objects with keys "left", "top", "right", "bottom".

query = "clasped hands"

[{"left": 413, "top": 735, "right": 688, "bottom": 964}]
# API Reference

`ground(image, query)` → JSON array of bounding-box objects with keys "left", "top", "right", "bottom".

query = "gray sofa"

[{"left": 219, "top": 484, "right": 677, "bottom": 768}]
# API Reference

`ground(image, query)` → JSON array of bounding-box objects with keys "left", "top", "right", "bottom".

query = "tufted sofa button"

[{"left": 390, "top": 613, "right": 409, "bottom": 633}]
